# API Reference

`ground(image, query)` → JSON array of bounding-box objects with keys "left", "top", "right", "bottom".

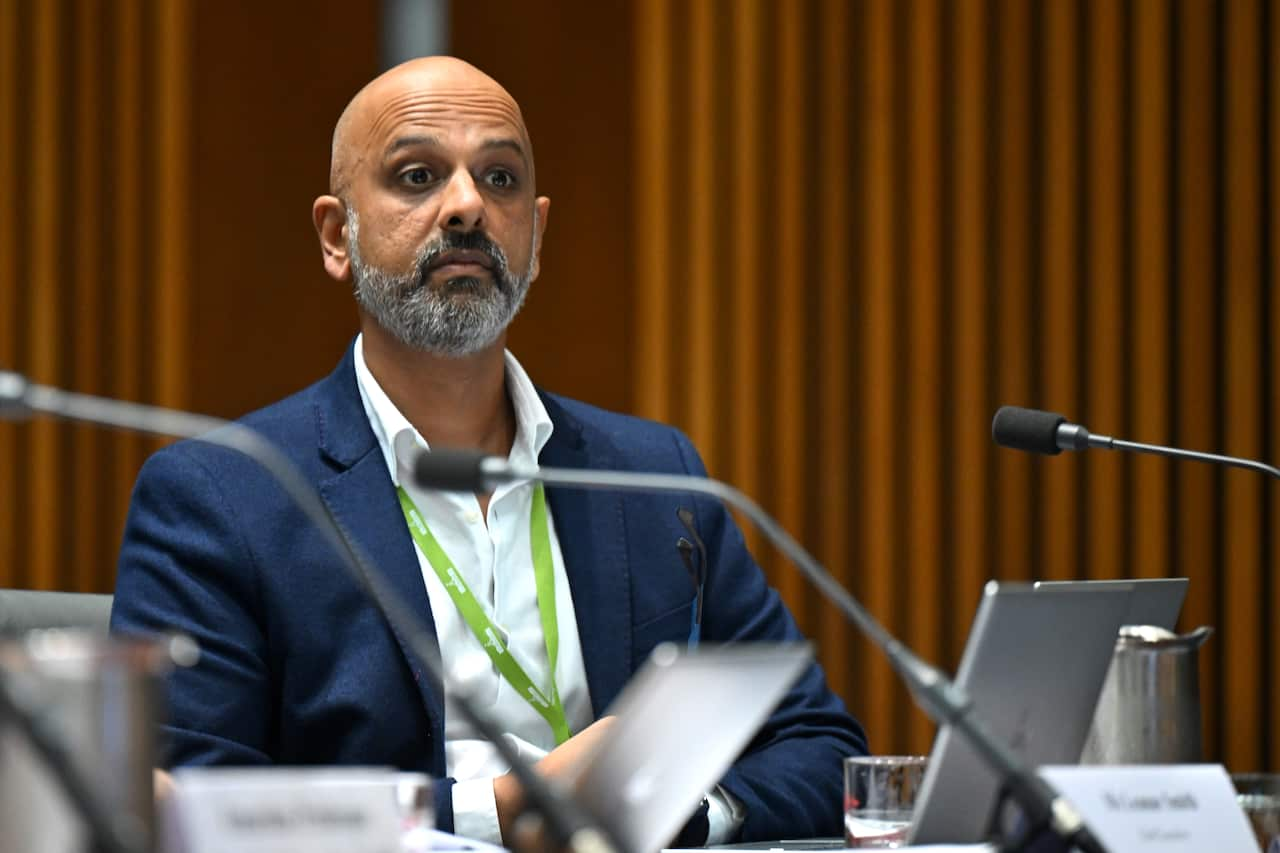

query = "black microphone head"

[
  {"left": 992, "top": 406, "right": 1067, "bottom": 455},
  {"left": 413, "top": 448, "right": 491, "bottom": 492}
]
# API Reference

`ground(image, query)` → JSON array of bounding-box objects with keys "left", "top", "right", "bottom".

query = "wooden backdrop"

[
  {"left": 0, "top": 0, "right": 1274, "bottom": 773},
  {"left": 0, "top": 0, "right": 374, "bottom": 593},
  {"left": 614, "top": 0, "right": 1279, "bottom": 774}
]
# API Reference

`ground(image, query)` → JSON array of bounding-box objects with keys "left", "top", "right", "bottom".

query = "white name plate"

[
  {"left": 163, "top": 767, "right": 406, "bottom": 853},
  {"left": 1039, "top": 764, "right": 1258, "bottom": 852}
]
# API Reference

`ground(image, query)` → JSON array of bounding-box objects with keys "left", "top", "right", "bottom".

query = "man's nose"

[{"left": 438, "top": 170, "right": 485, "bottom": 232}]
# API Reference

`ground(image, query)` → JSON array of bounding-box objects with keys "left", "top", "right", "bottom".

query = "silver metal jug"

[
  {"left": 0, "top": 630, "right": 196, "bottom": 853},
  {"left": 1081, "top": 624, "right": 1213, "bottom": 764}
]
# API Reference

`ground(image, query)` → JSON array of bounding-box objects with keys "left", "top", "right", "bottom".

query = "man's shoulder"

[
  {"left": 144, "top": 359, "right": 351, "bottom": 478},
  {"left": 234, "top": 379, "right": 328, "bottom": 439},
  {"left": 539, "top": 391, "right": 687, "bottom": 442},
  {"left": 538, "top": 390, "right": 701, "bottom": 470}
]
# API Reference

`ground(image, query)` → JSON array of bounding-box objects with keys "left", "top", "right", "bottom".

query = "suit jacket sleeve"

[
  {"left": 670, "top": 429, "right": 870, "bottom": 841},
  {"left": 110, "top": 442, "right": 467, "bottom": 831},
  {"left": 111, "top": 444, "right": 280, "bottom": 766}
]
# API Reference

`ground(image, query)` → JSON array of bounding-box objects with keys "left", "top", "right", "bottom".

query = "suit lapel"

[
  {"left": 308, "top": 350, "right": 634, "bottom": 746},
  {"left": 312, "top": 346, "right": 446, "bottom": 768},
  {"left": 539, "top": 394, "right": 633, "bottom": 717}
]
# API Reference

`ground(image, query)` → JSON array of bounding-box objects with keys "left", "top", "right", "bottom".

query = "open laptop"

[
  {"left": 907, "top": 581, "right": 1131, "bottom": 846},
  {"left": 1033, "top": 577, "right": 1189, "bottom": 630},
  {"left": 165, "top": 644, "right": 811, "bottom": 853},
  {"left": 570, "top": 642, "right": 813, "bottom": 853}
]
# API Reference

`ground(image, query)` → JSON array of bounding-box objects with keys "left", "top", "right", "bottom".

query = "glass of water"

[
  {"left": 843, "top": 755, "right": 927, "bottom": 848},
  {"left": 1232, "top": 773, "right": 1280, "bottom": 853}
]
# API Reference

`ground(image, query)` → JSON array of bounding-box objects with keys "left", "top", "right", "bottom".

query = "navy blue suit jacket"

[{"left": 111, "top": 345, "right": 868, "bottom": 840}]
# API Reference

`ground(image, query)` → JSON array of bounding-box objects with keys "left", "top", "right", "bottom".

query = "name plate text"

[
  {"left": 164, "top": 767, "right": 405, "bottom": 853},
  {"left": 1039, "top": 764, "right": 1257, "bottom": 852}
]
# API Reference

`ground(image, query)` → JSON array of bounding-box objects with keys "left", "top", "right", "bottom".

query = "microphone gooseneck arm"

[
  {"left": 0, "top": 373, "right": 622, "bottom": 853},
  {"left": 437, "top": 454, "right": 1107, "bottom": 853},
  {"left": 1060, "top": 423, "right": 1280, "bottom": 480}
]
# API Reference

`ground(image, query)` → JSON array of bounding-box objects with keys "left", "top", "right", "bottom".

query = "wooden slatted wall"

[
  {"left": 0, "top": 0, "right": 370, "bottom": 599},
  {"left": 1, "top": 0, "right": 1274, "bottom": 777},
  {"left": 0, "top": 0, "right": 190, "bottom": 594},
  {"left": 632, "top": 0, "right": 1278, "bottom": 771}
]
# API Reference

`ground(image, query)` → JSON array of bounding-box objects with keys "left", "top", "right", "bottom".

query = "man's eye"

[
  {"left": 401, "top": 167, "right": 433, "bottom": 186},
  {"left": 486, "top": 170, "right": 515, "bottom": 189}
]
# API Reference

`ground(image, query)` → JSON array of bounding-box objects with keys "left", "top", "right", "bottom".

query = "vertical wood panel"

[
  {"left": 1222, "top": 0, "right": 1263, "bottom": 772},
  {"left": 861, "top": 0, "right": 899, "bottom": 750},
  {"left": 29, "top": 0, "right": 61, "bottom": 588},
  {"left": 1174, "top": 0, "right": 1221, "bottom": 763},
  {"left": 1271, "top": 0, "right": 1280, "bottom": 775},
  {"left": 633, "top": 0, "right": 671, "bottom": 423},
  {"left": 686, "top": 0, "right": 716, "bottom": 458},
  {"left": 993, "top": 0, "right": 1033, "bottom": 581},
  {"left": 1085, "top": 0, "right": 1125, "bottom": 582},
  {"left": 1130, "top": 0, "right": 1171, "bottom": 581},
  {"left": 774, "top": 0, "right": 808, "bottom": 623},
  {"left": 112, "top": 0, "right": 144, "bottom": 556},
  {"left": 817, "top": 0, "right": 852, "bottom": 700},
  {"left": 950, "top": 0, "right": 989, "bottom": 653},
  {"left": 71, "top": 0, "right": 103, "bottom": 592},
  {"left": 155, "top": 0, "right": 190, "bottom": 409},
  {"left": 0, "top": 1, "right": 18, "bottom": 586},
  {"left": 730, "top": 0, "right": 764, "bottom": 563},
  {"left": 904, "top": 0, "right": 943, "bottom": 752},
  {"left": 1040, "top": 0, "right": 1081, "bottom": 582}
]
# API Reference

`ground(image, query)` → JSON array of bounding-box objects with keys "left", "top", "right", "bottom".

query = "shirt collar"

[{"left": 352, "top": 333, "right": 554, "bottom": 488}]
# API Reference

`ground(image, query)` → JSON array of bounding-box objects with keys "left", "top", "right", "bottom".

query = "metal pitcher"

[
  {"left": 1081, "top": 624, "right": 1213, "bottom": 764},
  {"left": 0, "top": 630, "right": 196, "bottom": 853}
]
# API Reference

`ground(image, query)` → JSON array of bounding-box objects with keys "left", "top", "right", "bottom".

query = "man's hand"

[
  {"left": 154, "top": 768, "right": 176, "bottom": 802},
  {"left": 493, "top": 716, "right": 616, "bottom": 843}
]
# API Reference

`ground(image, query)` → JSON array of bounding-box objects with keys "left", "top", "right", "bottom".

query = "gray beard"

[{"left": 348, "top": 211, "right": 536, "bottom": 357}]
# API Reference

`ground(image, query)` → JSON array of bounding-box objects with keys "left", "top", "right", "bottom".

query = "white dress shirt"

[{"left": 352, "top": 335, "right": 743, "bottom": 845}]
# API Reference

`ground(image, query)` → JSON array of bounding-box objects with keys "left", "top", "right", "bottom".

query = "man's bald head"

[
  {"left": 312, "top": 56, "right": 551, "bottom": 358},
  {"left": 328, "top": 56, "right": 534, "bottom": 200}
]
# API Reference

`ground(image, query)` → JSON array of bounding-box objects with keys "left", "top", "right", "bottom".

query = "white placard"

[
  {"left": 163, "top": 767, "right": 405, "bottom": 853},
  {"left": 1039, "top": 764, "right": 1259, "bottom": 852}
]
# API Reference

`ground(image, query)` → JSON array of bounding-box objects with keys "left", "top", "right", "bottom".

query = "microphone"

[
  {"left": 992, "top": 405, "right": 1280, "bottom": 479},
  {"left": 414, "top": 448, "right": 1109, "bottom": 853},
  {"left": 990, "top": 406, "right": 1070, "bottom": 455},
  {"left": 1, "top": 372, "right": 620, "bottom": 853}
]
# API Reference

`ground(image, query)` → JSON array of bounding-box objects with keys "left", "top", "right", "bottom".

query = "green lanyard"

[{"left": 396, "top": 482, "right": 571, "bottom": 745}]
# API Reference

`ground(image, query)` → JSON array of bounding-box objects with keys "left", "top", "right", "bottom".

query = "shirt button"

[{"left": 464, "top": 510, "right": 481, "bottom": 524}]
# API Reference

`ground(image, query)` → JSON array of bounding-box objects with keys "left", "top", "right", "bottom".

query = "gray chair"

[{"left": 0, "top": 590, "right": 114, "bottom": 637}]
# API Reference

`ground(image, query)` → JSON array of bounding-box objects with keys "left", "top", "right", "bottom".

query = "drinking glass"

[
  {"left": 843, "top": 755, "right": 927, "bottom": 849},
  {"left": 1232, "top": 773, "right": 1280, "bottom": 853}
]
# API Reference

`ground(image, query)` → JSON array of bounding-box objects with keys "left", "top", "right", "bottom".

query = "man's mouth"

[{"left": 426, "top": 249, "right": 495, "bottom": 277}]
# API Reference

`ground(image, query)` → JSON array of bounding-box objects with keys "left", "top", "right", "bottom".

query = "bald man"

[{"left": 111, "top": 58, "right": 868, "bottom": 846}]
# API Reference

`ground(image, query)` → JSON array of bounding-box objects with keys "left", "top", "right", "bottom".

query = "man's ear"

[
  {"left": 529, "top": 195, "right": 550, "bottom": 281},
  {"left": 312, "top": 195, "right": 351, "bottom": 281}
]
